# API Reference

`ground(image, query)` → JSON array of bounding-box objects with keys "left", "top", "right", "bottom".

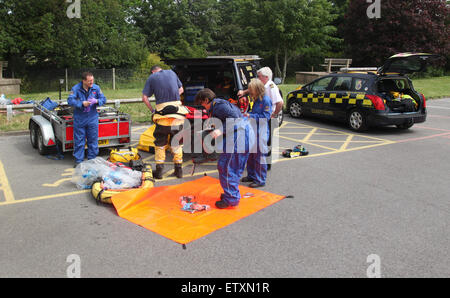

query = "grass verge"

[{"left": 1, "top": 77, "right": 449, "bottom": 132}]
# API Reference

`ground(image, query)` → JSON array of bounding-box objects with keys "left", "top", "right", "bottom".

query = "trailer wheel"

[
  {"left": 37, "top": 128, "right": 50, "bottom": 155},
  {"left": 30, "top": 122, "right": 38, "bottom": 149}
]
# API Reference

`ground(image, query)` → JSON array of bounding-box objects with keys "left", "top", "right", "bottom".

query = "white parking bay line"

[{"left": 427, "top": 105, "right": 450, "bottom": 110}]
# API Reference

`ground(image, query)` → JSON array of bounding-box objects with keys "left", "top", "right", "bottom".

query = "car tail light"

[
  {"left": 48, "top": 139, "right": 55, "bottom": 146},
  {"left": 420, "top": 93, "right": 426, "bottom": 108},
  {"left": 119, "top": 137, "right": 130, "bottom": 144},
  {"left": 65, "top": 143, "right": 73, "bottom": 150},
  {"left": 366, "top": 95, "right": 385, "bottom": 110}
]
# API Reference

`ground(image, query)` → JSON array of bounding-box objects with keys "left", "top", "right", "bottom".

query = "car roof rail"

[
  {"left": 206, "top": 55, "right": 262, "bottom": 62},
  {"left": 340, "top": 67, "right": 378, "bottom": 74}
]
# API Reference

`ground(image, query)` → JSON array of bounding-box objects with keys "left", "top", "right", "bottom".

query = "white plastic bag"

[
  {"left": 0, "top": 94, "right": 11, "bottom": 105},
  {"left": 71, "top": 157, "right": 142, "bottom": 190}
]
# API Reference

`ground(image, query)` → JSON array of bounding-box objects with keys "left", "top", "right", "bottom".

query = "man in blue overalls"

[
  {"left": 68, "top": 72, "right": 107, "bottom": 166},
  {"left": 194, "top": 88, "right": 255, "bottom": 208}
]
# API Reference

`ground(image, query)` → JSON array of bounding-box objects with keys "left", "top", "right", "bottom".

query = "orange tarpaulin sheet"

[{"left": 111, "top": 176, "right": 285, "bottom": 244}]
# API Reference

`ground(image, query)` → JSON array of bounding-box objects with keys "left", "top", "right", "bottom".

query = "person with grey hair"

[
  {"left": 238, "top": 67, "right": 284, "bottom": 171},
  {"left": 241, "top": 79, "right": 272, "bottom": 188},
  {"left": 238, "top": 67, "right": 284, "bottom": 119}
]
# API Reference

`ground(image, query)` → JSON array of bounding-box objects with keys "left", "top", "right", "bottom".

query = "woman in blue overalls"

[
  {"left": 194, "top": 88, "right": 255, "bottom": 209},
  {"left": 242, "top": 79, "right": 272, "bottom": 188}
]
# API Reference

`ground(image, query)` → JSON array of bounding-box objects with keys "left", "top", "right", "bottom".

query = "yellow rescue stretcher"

[{"left": 91, "top": 164, "right": 154, "bottom": 204}]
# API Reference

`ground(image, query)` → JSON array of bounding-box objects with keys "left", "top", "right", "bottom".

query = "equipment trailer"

[{"left": 29, "top": 102, "right": 131, "bottom": 155}]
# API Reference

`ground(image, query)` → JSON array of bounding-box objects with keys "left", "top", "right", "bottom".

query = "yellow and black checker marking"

[{"left": 289, "top": 92, "right": 373, "bottom": 108}]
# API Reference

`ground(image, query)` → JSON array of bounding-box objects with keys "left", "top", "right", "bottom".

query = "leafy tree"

[
  {"left": 132, "top": 0, "right": 219, "bottom": 58},
  {"left": 209, "top": 0, "right": 253, "bottom": 55},
  {"left": 341, "top": 0, "right": 450, "bottom": 68},
  {"left": 0, "top": 0, "right": 147, "bottom": 70},
  {"left": 328, "top": 0, "right": 349, "bottom": 56},
  {"left": 236, "top": 0, "right": 338, "bottom": 82}
]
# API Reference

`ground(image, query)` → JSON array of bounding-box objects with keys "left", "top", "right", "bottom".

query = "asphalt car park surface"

[{"left": 0, "top": 98, "right": 449, "bottom": 278}]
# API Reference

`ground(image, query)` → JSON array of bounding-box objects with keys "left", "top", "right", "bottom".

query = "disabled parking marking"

[
  {"left": 0, "top": 159, "right": 15, "bottom": 203},
  {"left": 42, "top": 168, "right": 74, "bottom": 187},
  {"left": 0, "top": 162, "right": 87, "bottom": 207}
]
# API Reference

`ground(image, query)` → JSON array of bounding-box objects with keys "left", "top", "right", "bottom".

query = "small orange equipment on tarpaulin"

[{"left": 111, "top": 176, "right": 286, "bottom": 245}]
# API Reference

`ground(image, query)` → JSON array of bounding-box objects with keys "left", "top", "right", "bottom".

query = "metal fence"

[{"left": 4, "top": 67, "right": 150, "bottom": 94}]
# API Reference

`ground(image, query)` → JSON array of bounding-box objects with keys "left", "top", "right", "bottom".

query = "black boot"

[
  {"left": 174, "top": 163, "right": 183, "bottom": 179},
  {"left": 215, "top": 194, "right": 230, "bottom": 209},
  {"left": 241, "top": 176, "right": 253, "bottom": 183},
  {"left": 153, "top": 164, "right": 164, "bottom": 179}
]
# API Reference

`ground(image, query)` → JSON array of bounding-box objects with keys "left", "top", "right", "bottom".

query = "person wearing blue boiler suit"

[
  {"left": 194, "top": 88, "right": 255, "bottom": 209},
  {"left": 68, "top": 72, "right": 107, "bottom": 167},
  {"left": 242, "top": 79, "right": 272, "bottom": 188}
]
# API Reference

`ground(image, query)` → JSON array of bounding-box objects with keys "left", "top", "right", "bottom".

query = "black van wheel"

[
  {"left": 396, "top": 119, "right": 414, "bottom": 130},
  {"left": 348, "top": 109, "right": 368, "bottom": 132},
  {"left": 289, "top": 101, "right": 303, "bottom": 118},
  {"left": 30, "top": 122, "right": 38, "bottom": 149}
]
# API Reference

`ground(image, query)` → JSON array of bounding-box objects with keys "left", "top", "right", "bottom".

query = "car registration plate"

[{"left": 98, "top": 139, "right": 109, "bottom": 146}]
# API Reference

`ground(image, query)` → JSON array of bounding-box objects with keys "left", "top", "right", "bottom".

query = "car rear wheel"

[
  {"left": 348, "top": 109, "right": 368, "bottom": 132},
  {"left": 289, "top": 101, "right": 303, "bottom": 118},
  {"left": 396, "top": 119, "right": 414, "bottom": 130}
]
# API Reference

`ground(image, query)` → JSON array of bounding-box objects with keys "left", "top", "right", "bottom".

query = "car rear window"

[{"left": 378, "top": 78, "right": 411, "bottom": 92}]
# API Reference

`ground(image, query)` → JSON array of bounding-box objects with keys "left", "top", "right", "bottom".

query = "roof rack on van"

[
  {"left": 206, "top": 55, "right": 262, "bottom": 62},
  {"left": 340, "top": 67, "right": 378, "bottom": 74}
]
